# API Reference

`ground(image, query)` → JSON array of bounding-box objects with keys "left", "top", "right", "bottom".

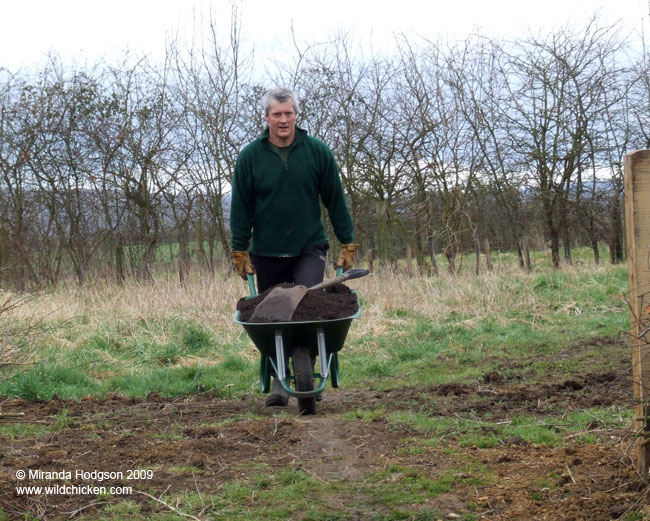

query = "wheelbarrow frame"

[{"left": 233, "top": 271, "right": 361, "bottom": 399}]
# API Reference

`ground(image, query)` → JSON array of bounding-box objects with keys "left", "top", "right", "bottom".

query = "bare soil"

[
  {"left": 237, "top": 283, "right": 359, "bottom": 322},
  {"left": 0, "top": 336, "right": 647, "bottom": 520}
]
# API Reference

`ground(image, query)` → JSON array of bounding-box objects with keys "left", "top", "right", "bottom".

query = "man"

[{"left": 230, "top": 86, "right": 358, "bottom": 406}]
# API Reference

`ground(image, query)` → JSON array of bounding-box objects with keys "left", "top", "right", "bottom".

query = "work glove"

[
  {"left": 232, "top": 250, "right": 255, "bottom": 280},
  {"left": 336, "top": 243, "right": 359, "bottom": 271}
]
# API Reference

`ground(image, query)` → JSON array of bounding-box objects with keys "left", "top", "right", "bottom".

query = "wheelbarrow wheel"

[
  {"left": 331, "top": 352, "right": 340, "bottom": 388},
  {"left": 292, "top": 346, "right": 316, "bottom": 415}
]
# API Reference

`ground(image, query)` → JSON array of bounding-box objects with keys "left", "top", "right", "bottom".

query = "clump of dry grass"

[
  {"left": 0, "top": 292, "right": 45, "bottom": 366},
  {"left": 0, "top": 259, "right": 627, "bottom": 399},
  {"left": 18, "top": 272, "right": 241, "bottom": 327},
  {"left": 0, "top": 273, "right": 239, "bottom": 357},
  {"left": 350, "top": 261, "right": 621, "bottom": 338},
  {"left": 6, "top": 260, "right": 622, "bottom": 351}
]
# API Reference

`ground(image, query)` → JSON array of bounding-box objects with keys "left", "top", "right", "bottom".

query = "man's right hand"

[{"left": 232, "top": 250, "right": 255, "bottom": 280}]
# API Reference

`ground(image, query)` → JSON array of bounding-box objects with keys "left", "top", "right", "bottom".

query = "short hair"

[{"left": 262, "top": 87, "right": 300, "bottom": 115}]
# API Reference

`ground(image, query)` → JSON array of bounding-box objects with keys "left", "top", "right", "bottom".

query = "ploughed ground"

[{"left": 0, "top": 335, "right": 647, "bottom": 520}]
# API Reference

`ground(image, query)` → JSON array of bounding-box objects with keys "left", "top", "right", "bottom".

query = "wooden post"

[{"left": 624, "top": 149, "right": 650, "bottom": 475}]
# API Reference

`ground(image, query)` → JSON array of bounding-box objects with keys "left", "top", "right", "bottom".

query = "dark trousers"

[{"left": 250, "top": 244, "right": 328, "bottom": 294}]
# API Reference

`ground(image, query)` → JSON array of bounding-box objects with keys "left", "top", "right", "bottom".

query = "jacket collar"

[{"left": 260, "top": 125, "right": 307, "bottom": 148}]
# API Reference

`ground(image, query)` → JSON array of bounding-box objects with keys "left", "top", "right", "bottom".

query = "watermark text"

[{"left": 13, "top": 468, "right": 154, "bottom": 497}]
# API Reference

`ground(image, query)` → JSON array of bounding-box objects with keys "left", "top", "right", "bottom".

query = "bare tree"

[
  {"left": 106, "top": 57, "right": 186, "bottom": 280},
  {"left": 0, "top": 70, "right": 60, "bottom": 288},
  {"left": 0, "top": 16, "right": 642, "bottom": 287},
  {"left": 21, "top": 58, "right": 115, "bottom": 285},
  {"left": 397, "top": 39, "right": 479, "bottom": 273},
  {"left": 173, "top": 7, "right": 256, "bottom": 272},
  {"left": 442, "top": 35, "right": 532, "bottom": 269},
  {"left": 499, "top": 21, "right": 624, "bottom": 267}
]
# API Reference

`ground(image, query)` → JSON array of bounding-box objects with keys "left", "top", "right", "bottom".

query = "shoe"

[
  {"left": 265, "top": 377, "right": 289, "bottom": 407},
  {"left": 265, "top": 394, "right": 289, "bottom": 406}
]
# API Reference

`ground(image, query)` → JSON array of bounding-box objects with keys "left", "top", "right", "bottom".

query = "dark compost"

[{"left": 236, "top": 283, "right": 359, "bottom": 323}]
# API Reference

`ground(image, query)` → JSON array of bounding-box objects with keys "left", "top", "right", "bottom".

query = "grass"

[
  {"left": 0, "top": 247, "right": 629, "bottom": 400},
  {"left": 69, "top": 463, "right": 462, "bottom": 521},
  {"left": 0, "top": 409, "right": 75, "bottom": 439},
  {"left": 383, "top": 406, "right": 633, "bottom": 449},
  {"left": 0, "top": 246, "right": 637, "bottom": 521}
]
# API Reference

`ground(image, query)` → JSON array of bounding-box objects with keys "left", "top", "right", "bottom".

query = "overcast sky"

[{"left": 0, "top": 0, "right": 647, "bottom": 71}]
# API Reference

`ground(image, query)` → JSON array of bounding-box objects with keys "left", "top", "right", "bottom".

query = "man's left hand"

[{"left": 336, "top": 243, "right": 359, "bottom": 271}]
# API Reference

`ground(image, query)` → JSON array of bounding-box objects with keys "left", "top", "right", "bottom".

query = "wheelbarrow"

[{"left": 233, "top": 268, "right": 361, "bottom": 414}]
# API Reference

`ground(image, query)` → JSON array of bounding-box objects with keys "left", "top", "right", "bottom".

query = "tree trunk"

[
  {"left": 413, "top": 213, "right": 430, "bottom": 275},
  {"left": 9, "top": 235, "right": 40, "bottom": 289},
  {"left": 475, "top": 232, "right": 481, "bottom": 276},
  {"left": 178, "top": 226, "right": 190, "bottom": 285},
  {"left": 560, "top": 196, "right": 572, "bottom": 265},
  {"left": 428, "top": 235, "right": 439, "bottom": 276},
  {"left": 591, "top": 236, "right": 600, "bottom": 265},
  {"left": 516, "top": 238, "right": 525, "bottom": 269},
  {"left": 0, "top": 226, "right": 9, "bottom": 286},
  {"left": 376, "top": 199, "right": 395, "bottom": 263},
  {"left": 522, "top": 235, "right": 532, "bottom": 272},
  {"left": 406, "top": 245, "right": 413, "bottom": 276},
  {"left": 550, "top": 234, "right": 561, "bottom": 269},
  {"left": 141, "top": 239, "right": 157, "bottom": 281},
  {"left": 483, "top": 238, "right": 493, "bottom": 271},
  {"left": 208, "top": 225, "right": 216, "bottom": 273},
  {"left": 544, "top": 198, "right": 561, "bottom": 269},
  {"left": 444, "top": 245, "right": 457, "bottom": 275},
  {"left": 417, "top": 250, "right": 431, "bottom": 276},
  {"left": 73, "top": 261, "right": 86, "bottom": 287},
  {"left": 609, "top": 194, "right": 624, "bottom": 264},
  {"left": 115, "top": 241, "right": 125, "bottom": 284},
  {"left": 195, "top": 217, "right": 207, "bottom": 271}
]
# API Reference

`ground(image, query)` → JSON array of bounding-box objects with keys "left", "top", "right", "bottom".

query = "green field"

[{"left": 0, "top": 249, "right": 644, "bottom": 521}]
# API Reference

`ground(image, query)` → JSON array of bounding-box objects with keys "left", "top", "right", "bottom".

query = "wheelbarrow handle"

[
  {"left": 247, "top": 268, "right": 365, "bottom": 296},
  {"left": 247, "top": 273, "right": 257, "bottom": 297},
  {"left": 309, "top": 268, "right": 370, "bottom": 291}
]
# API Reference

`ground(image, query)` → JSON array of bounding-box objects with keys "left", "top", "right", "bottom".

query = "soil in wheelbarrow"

[{"left": 236, "top": 283, "right": 359, "bottom": 322}]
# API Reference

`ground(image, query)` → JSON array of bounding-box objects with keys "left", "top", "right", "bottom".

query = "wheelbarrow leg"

[
  {"left": 266, "top": 331, "right": 289, "bottom": 407},
  {"left": 274, "top": 331, "right": 287, "bottom": 381},
  {"left": 313, "top": 328, "right": 329, "bottom": 402},
  {"left": 317, "top": 328, "right": 328, "bottom": 379}
]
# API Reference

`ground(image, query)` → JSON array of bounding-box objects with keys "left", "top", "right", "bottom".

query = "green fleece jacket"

[{"left": 230, "top": 126, "right": 354, "bottom": 256}]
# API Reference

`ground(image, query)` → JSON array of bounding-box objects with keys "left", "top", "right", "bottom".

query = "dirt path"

[{"left": 0, "top": 338, "right": 646, "bottom": 520}]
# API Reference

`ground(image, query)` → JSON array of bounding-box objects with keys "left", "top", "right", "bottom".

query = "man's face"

[{"left": 265, "top": 100, "right": 297, "bottom": 146}]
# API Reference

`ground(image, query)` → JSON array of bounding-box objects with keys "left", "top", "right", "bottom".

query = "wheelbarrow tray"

[
  {"left": 233, "top": 293, "right": 361, "bottom": 397},
  {"left": 233, "top": 308, "right": 360, "bottom": 358}
]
